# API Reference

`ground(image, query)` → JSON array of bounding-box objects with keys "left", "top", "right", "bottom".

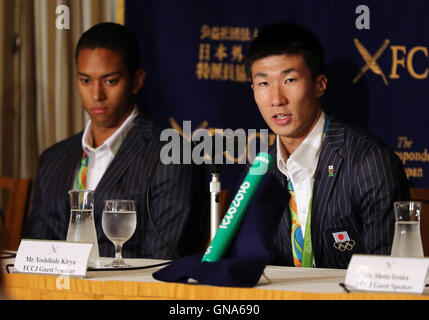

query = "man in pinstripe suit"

[
  {"left": 22, "top": 23, "right": 206, "bottom": 260},
  {"left": 244, "top": 23, "right": 409, "bottom": 269}
]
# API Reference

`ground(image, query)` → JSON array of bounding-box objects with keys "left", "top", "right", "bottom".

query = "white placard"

[
  {"left": 345, "top": 255, "right": 429, "bottom": 294},
  {"left": 14, "top": 239, "right": 93, "bottom": 277}
]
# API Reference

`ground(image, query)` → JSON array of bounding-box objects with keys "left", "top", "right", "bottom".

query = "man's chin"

[
  {"left": 91, "top": 118, "right": 114, "bottom": 128},
  {"left": 272, "top": 127, "right": 293, "bottom": 138},
  {"left": 92, "top": 119, "right": 127, "bottom": 130}
]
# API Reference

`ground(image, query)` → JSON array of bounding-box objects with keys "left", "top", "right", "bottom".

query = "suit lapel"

[
  {"left": 56, "top": 134, "right": 84, "bottom": 214},
  {"left": 63, "top": 135, "right": 84, "bottom": 189},
  {"left": 311, "top": 117, "right": 345, "bottom": 265}
]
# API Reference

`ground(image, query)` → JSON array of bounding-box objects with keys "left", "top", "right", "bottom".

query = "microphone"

[{"left": 201, "top": 152, "right": 274, "bottom": 262}]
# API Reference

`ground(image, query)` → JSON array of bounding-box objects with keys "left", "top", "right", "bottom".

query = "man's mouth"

[
  {"left": 274, "top": 114, "right": 289, "bottom": 119},
  {"left": 92, "top": 107, "right": 108, "bottom": 114},
  {"left": 272, "top": 113, "right": 292, "bottom": 125}
]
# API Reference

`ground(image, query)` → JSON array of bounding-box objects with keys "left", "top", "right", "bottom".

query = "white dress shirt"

[
  {"left": 276, "top": 111, "right": 326, "bottom": 239},
  {"left": 80, "top": 107, "right": 138, "bottom": 191}
]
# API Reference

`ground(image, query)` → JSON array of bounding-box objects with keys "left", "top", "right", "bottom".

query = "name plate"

[
  {"left": 14, "top": 239, "right": 93, "bottom": 277},
  {"left": 345, "top": 255, "right": 429, "bottom": 294}
]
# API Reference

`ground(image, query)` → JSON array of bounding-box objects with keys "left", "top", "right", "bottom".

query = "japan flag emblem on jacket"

[{"left": 332, "top": 231, "right": 350, "bottom": 243}]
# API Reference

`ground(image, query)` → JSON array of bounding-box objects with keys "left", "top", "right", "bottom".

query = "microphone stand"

[{"left": 209, "top": 163, "right": 221, "bottom": 241}]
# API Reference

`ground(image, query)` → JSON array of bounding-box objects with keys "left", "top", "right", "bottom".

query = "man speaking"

[{"left": 244, "top": 22, "right": 409, "bottom": 268}]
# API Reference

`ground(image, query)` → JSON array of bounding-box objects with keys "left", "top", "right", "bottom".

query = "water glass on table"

[{"left": 102, "top": 199, "right": 137, "bottom": 268}]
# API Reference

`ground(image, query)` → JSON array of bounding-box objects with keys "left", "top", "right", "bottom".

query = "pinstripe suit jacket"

[
  {"left": 260, "top": 116, "right": 410, "bottom": 269},
  {"left": 22, "top": 113, "right": 207, "bottom": 259}
]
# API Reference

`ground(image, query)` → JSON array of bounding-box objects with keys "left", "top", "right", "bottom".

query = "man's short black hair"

[
  {"left": 75, "top": 22, "right": 141, "bottom": 75},
  {"left": 245, "top": 22, "right": 325, "bottom": 80}
]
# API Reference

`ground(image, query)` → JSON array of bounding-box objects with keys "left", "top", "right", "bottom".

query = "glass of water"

[
  {"left": 390, "top": 201, "right": 424, "bottom": 257},
  {"left": 102, "top": 199, "right": 137, "bottom": 267}
]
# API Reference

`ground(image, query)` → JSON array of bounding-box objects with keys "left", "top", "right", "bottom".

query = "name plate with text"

[
  {"left": 345, "top": 255, "right": 429, "bottom": 294},
  {"left": 14, "top": 239, "right": 93, "bottom": 277}
]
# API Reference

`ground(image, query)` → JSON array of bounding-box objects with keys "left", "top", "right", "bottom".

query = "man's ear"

[
  {"left": 132, "top": 68, "right": 146, "bottom": 94},
  {"left": 251, "top": 83, "right": 254, "bottom": 91},
  {"left": 315, "top": 74, "right": 327, "bottom": 98}
]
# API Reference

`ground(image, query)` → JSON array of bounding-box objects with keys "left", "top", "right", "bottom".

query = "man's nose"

[
  {"left": 92, "top": 81, "right": 106, "bottom": 101},
  {"left": 271, "top": 84, "right": 287, "bottom": 107}
]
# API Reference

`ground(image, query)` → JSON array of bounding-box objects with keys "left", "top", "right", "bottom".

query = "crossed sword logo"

[{"left": 353, "top": 38, "right": 390, "bottom": 86}]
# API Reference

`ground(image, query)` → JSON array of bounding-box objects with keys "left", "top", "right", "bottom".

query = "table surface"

[{"left": 2, "top": 256, "right": 429, "bottom": 300}]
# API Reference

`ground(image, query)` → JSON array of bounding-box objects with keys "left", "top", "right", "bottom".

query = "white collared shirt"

[
  {"left": 277, "top": 111, "right": 326, "bottom": 238},
  {"left": 80, "top": 107, "right": 138, "bottom": 191}
]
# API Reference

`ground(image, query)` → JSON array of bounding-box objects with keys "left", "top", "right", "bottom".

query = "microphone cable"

[{"left": 145, "top": 156, "right": 181, "bottom": 260}]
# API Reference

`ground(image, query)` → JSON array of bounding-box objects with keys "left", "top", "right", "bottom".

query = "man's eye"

[
  {"left": 257, "top": 81, "right": 268, "bottom": 86},
  {"left": 285, "top": 78, "right": 296, "bottom": 84},
  {"left": 80, "top": 78, "right": 90, "bottom": 85},
  {"left": 106, "top": 79, "right": 118, "bottom": 85}
]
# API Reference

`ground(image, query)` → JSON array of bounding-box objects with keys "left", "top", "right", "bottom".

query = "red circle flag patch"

[{"left": 332, "top": 231, "right": 350, "bottom": 243}]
